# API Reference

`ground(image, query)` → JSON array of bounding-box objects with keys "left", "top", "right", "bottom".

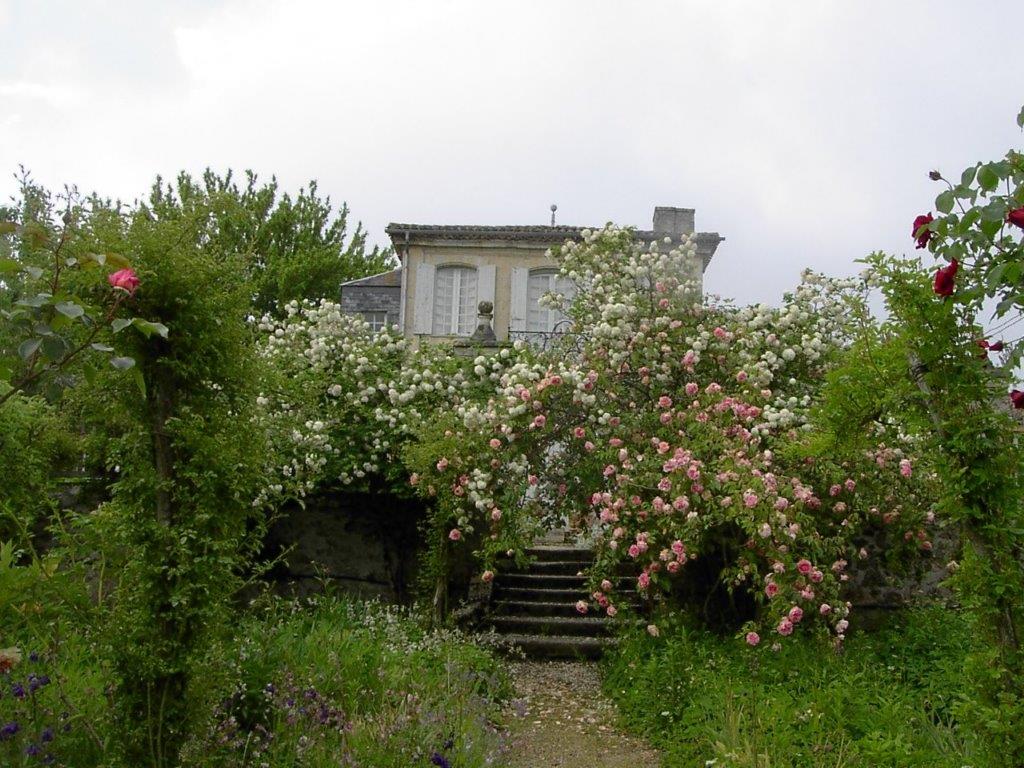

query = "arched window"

[
  {"left": 527, "top": 269, "right": 574, "bottom": 333},
  {"left": 432, "top": 265, "right": 478, "bottom": 336}
]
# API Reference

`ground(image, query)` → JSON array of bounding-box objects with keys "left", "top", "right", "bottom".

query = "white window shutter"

[
  {"left": 509, "top": 267, "right": 529, "bottom": 333},
  {"left": 412, "top": 263, "right": 435, "bottom": 334},
  {"left": 478, "top": 264, "right": 496, "bottom": 309}
]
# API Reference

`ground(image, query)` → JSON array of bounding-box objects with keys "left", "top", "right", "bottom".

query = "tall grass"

[{"left": 602, "top": 606, "right": 980, "bottom": 768}]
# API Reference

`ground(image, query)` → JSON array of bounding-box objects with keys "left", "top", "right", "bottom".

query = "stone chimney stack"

[{"left": 652, "top": 206, "right": 695, "bottom": 237}]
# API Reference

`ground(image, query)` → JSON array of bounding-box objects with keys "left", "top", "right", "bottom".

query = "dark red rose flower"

[
  {"left": 913, "top": 213, "right": 934, "bottom": 249},
  {"left": 1011, "top": 390, "right": 1024, "bottom": 410},
  {"left": 1008, "top": 207, "right": 1024, "bottom": 229},
  {"left": 990, "top": 340, "right": 1005, "bottom": 352},
  {"left": 933, "top": 258, "right": 958, "bottom": 297}
]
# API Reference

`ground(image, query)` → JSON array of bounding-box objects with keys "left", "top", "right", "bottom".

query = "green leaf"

[
  {"left": 18, "top": 338, "right": 41, "bottom": 361},
  {"left": 132, "top": 319, "right": 169, "bottom": 339},
  {"left": 104, "top": 253, "right": 131, "bottom": 270},
  {"left": 980, "top": 219, "right": 1003, "bottom": 239},
  {"left": 978, "top": 164, "right": 1000, "bottom": 192},
  {"left": 111, "top": 318, "right": 133, "bottom": 333},
  {"left": 131, "top": 367, "right": 147, "bottom": 398},
  {"left": 40, "top": 335, "right": 68, "bottom": 361},
  {"left": 82, "top": 363, "right": 97, "bottom": 385},
  {"left": 961, "top": 166, "right": 977, "bottom": 187},
  {"left": 110, "top": 356, "right": 136, "bottom": 370},
  {"left": 15, "top": 293, "right": 51, "bottom": 308},
  {"left": 980, "top": 200, "right": 1007, "bottom": 223},
  {"left": 0, "top": 221, "right": 16, "bottom": 235},
  {"left": 1017, "top": 105, "right": 1024, "bottom": 129},
  {"left": 20, "top": 221, "right": 49, "bottom": 247},
  {"left": 54, "top": 301, "right": 84, "bottom": 319},
  {"left": 81, "top": 253, "right": 106, "bottom": 268},
  {"left": 0, "top": 258, "right": 21, "bottom": 274},
  {"left": 23, "top": 266, "right": 43, "bottom": 280},
  {"left": 90, "top": 342, "right": 115, "bottom": 352},
  {"left": 936, "top": 190, "right": 955, "bottom": 214}
]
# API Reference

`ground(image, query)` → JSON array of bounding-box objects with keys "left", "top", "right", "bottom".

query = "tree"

[{"left": 146, "top": 170, "right": 395, "bottom": 314}]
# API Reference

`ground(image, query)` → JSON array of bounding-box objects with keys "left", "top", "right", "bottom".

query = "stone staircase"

[{"left": 483, "top": 538, "right": 637, "bottom": 659}]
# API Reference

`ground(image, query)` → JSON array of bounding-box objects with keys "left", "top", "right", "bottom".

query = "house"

[{"left": 339, "top": 206, "right": 722, "bottom": 344}]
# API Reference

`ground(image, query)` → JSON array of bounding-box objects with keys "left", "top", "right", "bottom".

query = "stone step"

[
  {"left": 495, "top": 586, "right": 590, "bottom": 602},
  {"left": 525, "top": 546, "right": 594, "bottom": 562},
  {"left": 524, "top": 559, "right": 594, "bottom": 575},
  {"left": 492, "top": 599, "right": 587, "bottom": 617},
  {"left": 498, "top": 573, "right": 589, "bottom": 588},
  {"left": 488, "top": 615, "right": 613, "bottom": 637},
  {"left": 495, "top": 633, "right": 614, "bottom": 660},
  {"left": 492, "top": 599, "right": 641, "bottom": 617}
]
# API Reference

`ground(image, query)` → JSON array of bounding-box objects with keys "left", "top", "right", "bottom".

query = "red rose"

[
  {"left": 107, "top": 268, "right": 140, "bottom": 295},
  {"left": 1011, "top": 390, "right": 1024, "bottom": 410},
  {"left": 913, "top": 213, "right": 934, "bottom": 249},
  {"left": 933, "top": 258, "right": 958, "bottom": 297},
  {"left": 990, "top": 340, "right": 1005, "bottom": 352},
  {"left": 1008, "top": 207, "right": 1024, "bottom": 229}
]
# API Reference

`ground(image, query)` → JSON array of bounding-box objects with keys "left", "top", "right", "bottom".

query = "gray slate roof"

[
  {"left": 339, "top": 268, "right": 402, "bottom": 288},
  {"left": 384, "top": 223, "right": 724, "bottom": 269}
]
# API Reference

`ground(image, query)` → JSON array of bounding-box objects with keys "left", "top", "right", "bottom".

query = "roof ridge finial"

[{"left": 550, "top": 203, "right": 557, "bottom": 226}]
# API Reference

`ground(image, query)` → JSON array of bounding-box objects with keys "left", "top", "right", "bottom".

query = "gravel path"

[{"left": 501, "top": 661, "right": 661, "bottom": 767}]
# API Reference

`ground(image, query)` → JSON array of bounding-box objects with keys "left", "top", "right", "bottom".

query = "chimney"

[{"left": 652, "top": 206, "right": 695, "bottom": 237}]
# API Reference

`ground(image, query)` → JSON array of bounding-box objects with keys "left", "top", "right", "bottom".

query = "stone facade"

[{"left": 263, "top": 489, "right": 426, "bottom": 602}]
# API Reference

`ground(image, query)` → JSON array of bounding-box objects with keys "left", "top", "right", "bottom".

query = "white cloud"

[{"left": 1, "top": 0, "right": 1020, "bottom": 305}]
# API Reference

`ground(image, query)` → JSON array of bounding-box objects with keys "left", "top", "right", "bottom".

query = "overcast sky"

[{"left": 1, "top": 0, "right": 1020, "bottom": 306}]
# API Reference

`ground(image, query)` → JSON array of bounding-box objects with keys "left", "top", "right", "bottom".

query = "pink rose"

[
  {"left": 899, "top": 459, "right": 912, "bottom": 478},
  {"left": 796, "top": 559, "right": 813, "bottom": 575},
  {"left": 658, "top": 395, "right": 673, "bottom": 409},
  {"left": 107, "top": 268, "right": 140, "bottom": 295},
  {"left": 448, "top": 529, "right": 461, "bottom": 541},
  {"left": 819, "top": 603, "right": 832, "bottom": 615},
  {"left": 600, "top": 579, "right": 613, "bottom": 592},
  {"left": 777, "top": 618, "right": 794, "bottom": 636},
  {"left": 491, "top": 508, "right": 502, "bottom": 521},
  {"left": 606, "top": 605, "right": 617, "bottom": 617},
  {"left": 436, "top": 458, "right": 449, "bottom": 471},
  {"left": 765, "top": 581, "right": 779, "bottom": 598},
  {"left": 489, "top": 438, "right": 501, "bottom": 449},
  {"left": 575, "top": 600, "right": 589, "bottom": 614},
  {"left": 685, "top": 382, "right": 699, "bottom": 396},
  {"left": 481, "top": 570, "right": 494, "bottom": 583},
  {"left": 745, "top": 631, "right": 760, "bottom": 646},
  {"left": 788, "top": 606, "right": 804, "bottom": 623}
]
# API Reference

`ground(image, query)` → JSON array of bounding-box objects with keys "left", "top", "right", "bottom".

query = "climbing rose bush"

[{"left": 406, "top": 226, "right": 936, "bottom": 647}]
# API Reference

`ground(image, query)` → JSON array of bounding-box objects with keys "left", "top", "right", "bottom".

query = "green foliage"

[
  {"left": 77, "top": 190, "right": 271, "bottom": 765},
  {"left": 604, "top": 607, "right": 980, "bottom": 767},
  {"left": 921, "top": 106, "right": 1024, "bottom": 323},
  {"left": 0, "top": 392, "right": 71, "bottom": 542},
  {"left": 0, "top": 172, "right": 154, "bottom": 406},
  {"left": 178, "top": 596, "right": 508, "bottom": 767},
  {"left": 146, "top": 169, "right": 394, "bottom": 314}
]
